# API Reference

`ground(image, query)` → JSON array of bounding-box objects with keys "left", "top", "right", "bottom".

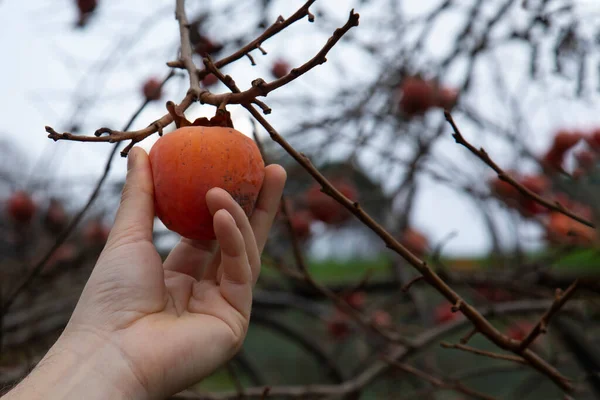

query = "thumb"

[{"left": 107, "top": 146, "right": 155, "bottom": 246}]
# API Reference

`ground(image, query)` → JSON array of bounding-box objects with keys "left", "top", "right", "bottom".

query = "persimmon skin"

[{"left": 149, "top": 126, "right": 265, "bottom": 240}]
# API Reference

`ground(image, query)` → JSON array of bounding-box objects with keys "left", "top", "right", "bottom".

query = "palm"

[{"left": 66, "top": 148, "right": 286, "bottom": 397}]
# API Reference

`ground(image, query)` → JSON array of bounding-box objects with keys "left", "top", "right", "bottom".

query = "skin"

[{"left": 2, "top": 147, "right": 287, "bottom": 400}]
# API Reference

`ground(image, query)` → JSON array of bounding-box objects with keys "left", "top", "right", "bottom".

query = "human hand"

[{"left": 3, "top": 147, "right": 286, "bottom": 400}]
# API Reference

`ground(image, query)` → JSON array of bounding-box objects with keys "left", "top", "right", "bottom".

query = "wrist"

[{"left": 3, "top": 327, "right": 148, "bottom": 400}]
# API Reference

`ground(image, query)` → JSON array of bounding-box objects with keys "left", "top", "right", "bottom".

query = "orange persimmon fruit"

[{"left": 149, "top": 126, "right": 265, "bottom": 240}]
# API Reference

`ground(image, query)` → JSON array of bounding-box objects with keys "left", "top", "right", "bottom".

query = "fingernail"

[
  {"left": 220, "top": 209, "right": 235, "bottom": 223},
  {"left": 207, "top": 187, "right": 232, "bottom": 200},
  {"left": 227, "top": 210, "right": 236, "bottom": 222},
  {"left": 127, "top": 149, "right": 136, "bottom": 171}
]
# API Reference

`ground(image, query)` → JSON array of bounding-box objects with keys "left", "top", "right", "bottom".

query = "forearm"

[{"left": 2, "top": 330, "right": 146, "bottom": 400}]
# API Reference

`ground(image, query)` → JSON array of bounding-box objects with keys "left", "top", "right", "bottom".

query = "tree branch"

[{"left": 444, "top": 111, "right": 594, "bottom": 228}]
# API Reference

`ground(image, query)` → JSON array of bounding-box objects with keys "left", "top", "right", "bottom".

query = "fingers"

[
  {"left": 107, "top": 147, "right": 155, "bottom": 247},
  {"left": 213, "top": 209, "right": 252, "bottom": 317},
  {"left": 250, "top": 165, "right": 287, "bottom": 253},
  {"left": 205, "top": 188, "right": 260, "bottom": 283},
  {"left": 163, "top": 238, "right": 216, "bottom": 278},
  {"left": 163, "top": 164, "right": 286, "bottom": 284}
]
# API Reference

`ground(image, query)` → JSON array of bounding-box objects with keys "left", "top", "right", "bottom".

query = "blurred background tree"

[{"left": 1, "top": 1, "right": 599, "bottom": 399}]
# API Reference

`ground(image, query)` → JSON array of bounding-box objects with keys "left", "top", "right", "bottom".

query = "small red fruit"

[
  {"left": 434, "top": 303, "right": 459, "bottom": 325},
  {"left": 399, "top": 228, "right": 428, "bottom": 258},
  {"left": 575, "top": 149, "right": 596, "bottom": 170},
  {"left": 550, "top": 194, "right": 591, "bottom": 219},
  {"left": 271, "top": 59, "right": 291, "bottom": 79},
  {"left": 542, "top": 149, "right": 565, "bottom": 171},
  {"left": 150, "top": 126, "right": 265, "bottom": 240},
  {"left": 75, "top": 0, "right": 97, "bottom": 27},
  {"left": 142, "top": 78, "right": 162, "bottom": 101},
  {"left": 6, "top": 191, "right": 36, "bottom": 224},
  {"left": 546, "top": 212, "right": 595, "bottom": 247},
  {"left": 519, "top": 199, "right": 547, "bottom": 217},
  {"left": 44, "top": 243, "right": 78, "bottom": 273},
  {"left": 327, "top": 312, "right": 350, "bottom": 340},
  {"left": 516, "top": 175, "right": 550, "bottom": 216},
  {"left": 399, "top": 77, "right": 436, "bottom": 116},
  {"left": 551, "top": 130, "right": 582, "bottom": 154},
  {"left": 490, "top": 174, "right": 520, "bottom": 204},
  {"left": 520, "top": 175, "right": 549, "bottom": 195},
  {"left": 573, "top": 167, "right": 586, "bottom": 179},
  {"left": 83, "top": 219, "right": 110, "bottom": 245},
  {"left": 306, "top": 181, "right": 357, "bottom": 225},
  {"left": 44, "top": 198, "right": 67, "bottom": 232},
  {"left": 76, "top": 0, "right": 97, "bottom": 14},
  {"left": 344, "top": 291, "right": 366, "bottom": 309},
  {"left": 194, "top": 36, "right": 222, "bottom": 57},
  {"left": 288, "top": 210, "right": 312, "bottom": 241},
  {"left": 585, "top": 128, "right": 600, "bottom": 151},
  {"left": 371, "top": 310, "right": 392, "bottom": 328},
  {"left": 437, "top": 86, "right": 458, "bottom": 110},
  {"left": 202, "top": 73, "right": 219, "bottom": 87},
  {"left": 507, "top": 321, "right": 534, "bottom": 341}
]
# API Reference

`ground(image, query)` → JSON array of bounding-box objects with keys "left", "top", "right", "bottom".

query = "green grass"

[
  {"left": 261, "top": 248, "right": 599, "bottom": 286},
  {"left": 305, "top": 254, "right": 392, "bottom": 282},
  {"left": 547, "top": 248, "right": 600, "bottom": 272}
]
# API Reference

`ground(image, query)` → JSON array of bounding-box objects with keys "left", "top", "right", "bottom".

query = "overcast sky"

[{"left": 2, "top": 1, "right": 600, "bottom": 258}]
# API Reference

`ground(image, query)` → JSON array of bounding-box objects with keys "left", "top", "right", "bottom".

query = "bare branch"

[
  {"left": 385, "top": 358, "right": 498, "bottom": 400},
  {"left": 517, "top": 280, "right": 579, "bottom": 351},
  {"left": 441, "top": 342, "right": 528, "bottom": 365},
  {"left": 175, "top": 0, "right": 201, "bottom": 98},
  {"left": 444, "top": 111, "right": 594, "bottom": 228}
]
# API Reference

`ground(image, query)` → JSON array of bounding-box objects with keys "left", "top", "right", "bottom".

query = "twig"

[
  {"left": 517, "top": 280, "right": 579, "bottom": 351},
  {"left": 460, "top": 327, "right": 478, "bottom": 344},
  {"left": 259, "top": 388, "right": 270, "bottom": 399},
  {"left": 384, "top": 358, "right": 497, "bottom": 400},
  {"left": 47, "top": 1, "right": 319, "bottom": 150},
  {"left": 452, "top": 364, "right": 527, "bottom": 381},
  {"left": 444, "top": 111, "right": 594, "bottom": 228},
  {"left": 440, "top": 342, "right": 528, "bottom": 365},
  {"left": 48, "top": 73, "right": 186, "bottom": 157},
  {"left": 225, "top": 363, "right": 245, "bottom": 398},
  {"left": 197, "top": 9, "right": 360, "bottom": 107},
  {"left": 401, "top": 276, "right": 424, "bottom": 292},
  {"left": 47, "top": 6, "right": 358, "bottom": 151},
  {"left": 195, "top": 0, "right": 317, "bottom": 80},
  {"left": 175, "top": 0, "right": 201, "bottom": 98},
  {"left": 338, "top": 269, "right": 374, "bottom": 298}
]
